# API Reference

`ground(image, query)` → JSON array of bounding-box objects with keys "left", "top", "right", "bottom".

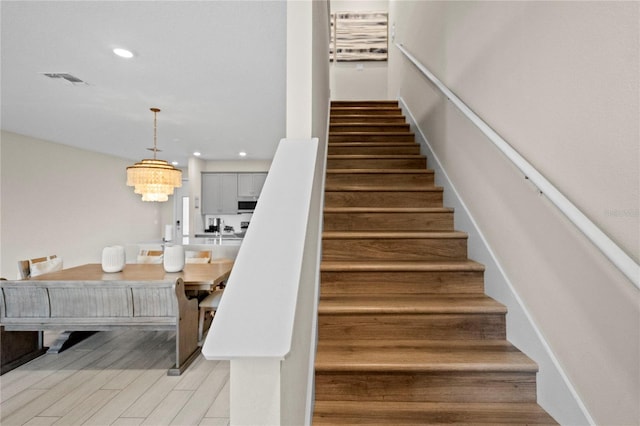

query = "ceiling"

[{"left": 1, "top": 1, "right": 287, "bottom": 167}]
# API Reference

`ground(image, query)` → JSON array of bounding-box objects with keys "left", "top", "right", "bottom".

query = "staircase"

[{"left": 313, "top": 100, "right": 557, "bottom": 425}]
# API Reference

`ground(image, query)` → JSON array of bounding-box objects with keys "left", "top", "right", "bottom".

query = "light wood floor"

[{"left": 0, "top": 330, "right": 230, "bottom": 426}]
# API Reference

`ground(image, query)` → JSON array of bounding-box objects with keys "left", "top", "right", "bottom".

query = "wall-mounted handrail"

[{"left": 395, "top": 42, "right": 639, "bottom": 289}]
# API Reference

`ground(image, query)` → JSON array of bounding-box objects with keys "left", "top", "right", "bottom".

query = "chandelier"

[{"left": 126, "top": 108, "right": 182, "bottom": 202}]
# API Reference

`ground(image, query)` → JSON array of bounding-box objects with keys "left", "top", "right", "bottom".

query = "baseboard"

[{"left": 399, "top": 97, "right": 593, "bottom": 426}]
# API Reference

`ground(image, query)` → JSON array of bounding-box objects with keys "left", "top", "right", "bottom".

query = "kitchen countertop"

[
  {"left": 195, "top": 232, "right": 244, "bottom": 240},
  {"left": 192, "top": 232, "right": 244, "bottom": 245}
]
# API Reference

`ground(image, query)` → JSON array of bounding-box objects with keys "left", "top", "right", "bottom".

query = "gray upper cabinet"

[
  {"left": 237, "top": 173, "right": 267, "bottom": 199},
  {"left": 201, "top": 173, "right": 238, "bottom": 214}
]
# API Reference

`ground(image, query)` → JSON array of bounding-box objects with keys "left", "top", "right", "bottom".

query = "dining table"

[{"left": 30, "top": 261, "right": 233, "bottom": 292}]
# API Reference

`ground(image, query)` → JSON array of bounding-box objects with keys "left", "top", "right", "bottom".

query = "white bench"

[{"left": 0, "top": 278, "right": 199, "bottom": 375}]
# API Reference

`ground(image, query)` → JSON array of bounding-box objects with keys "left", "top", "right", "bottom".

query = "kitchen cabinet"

[
  {"left": 237, "top": 173, "right": 267, "bottom": 199},
  {"left": 201, "top": 173, "right": 238, "bottom": 214}
]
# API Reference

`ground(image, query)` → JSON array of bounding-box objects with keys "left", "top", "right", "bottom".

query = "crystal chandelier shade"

[{"left": 126, "top": 108, "right": 182, "bottom": 202}]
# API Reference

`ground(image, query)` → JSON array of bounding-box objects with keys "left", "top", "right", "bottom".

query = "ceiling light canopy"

[{"left": 126, "top": 108, "right": 182, "bottom": 202}]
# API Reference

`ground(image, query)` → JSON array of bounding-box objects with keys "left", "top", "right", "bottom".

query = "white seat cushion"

[
  {"left": 186, "top": 257, "right": 210, "bottom": 264},
  {"left": 199, "top": 289, "right": 224, "bottom": 309},
  {"left": 137, "top": 249, "right": 163, "bottom": 264},
  {"left": 186, "top": 250, "right": 211, "bottom": 264},
  {"left": 29, "top": 256, "right": 63, "bottom": 277}
]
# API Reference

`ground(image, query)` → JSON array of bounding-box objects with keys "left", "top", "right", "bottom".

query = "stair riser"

[
  {"left": 314, "top": 371, "right": 538, "bottom": 403},
  {"left": 330, "top": 133, "right": 415, "bottom": 143},
  {"left": 320, "top": 271, "right": 485, "bottom": 295},
  {"left": 322, "top": 237, "right": 467, "bottom": 261},
  {"left": 324, "top": 191, "right": 443, "bottom": 208},
  {"left": 332, "top": 101, "right": 399, "bottom": 108},
  {"left": 314, "top": 414, "right": 551, "bottom": 425},
  {"left": 313, "top": 403, "right": 556, "bottom": 424},
  {"left": 326, "top": 172, "right": 434, "bottom": 188},
  {"left": 331, "top": 108, "right": 402, "bottom": 116},
  {"left": 330, "top": 116, "right": 407, "bottom": 124},
  {"left": 327, "top": 158, "right": 426, "bottom": 169},
  {"left": 323, "top": 212, "right": 454, "bottom": 232},
  {"left": 317, "top": 314, "right": 506, "bottom": 341},
  {"left": 328, "top": 145, "right": 421, "bottom": 155},
  {"left": 330, "top": 124, "right": 411, "bottom": 133}
]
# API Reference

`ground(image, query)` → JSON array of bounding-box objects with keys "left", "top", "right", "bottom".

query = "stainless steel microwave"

[{"left": 237, "top": 200, "right": 257, "bottom": 212}]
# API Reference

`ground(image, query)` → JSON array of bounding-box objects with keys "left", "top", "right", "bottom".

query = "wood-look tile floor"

[{"left": 0, "top": 330, "right": 229, "bottom": 426}]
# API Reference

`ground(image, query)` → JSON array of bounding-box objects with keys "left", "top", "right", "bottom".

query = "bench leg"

[
  {"left": 46, "top": 331, "right": 98, "bottom": 354},
  {"left": 168, "top": 349, "right": 200, "bottom": 376},
  {"left": 198, "top": 307, "right": 206, "bottom": 343}
]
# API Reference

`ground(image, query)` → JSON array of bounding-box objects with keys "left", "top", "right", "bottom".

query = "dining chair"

[
  {"left": 136, "top": 249, "right": 163, "bottom": 264},
  {"left": 17, "top": 255, "right": 62, "bottom": 279},
  {"left": 198, "top": 257, "right": 234, "bottom": 341},
  {"left": 185, "top": 250, "right": 211, "bottom": 264},
  {"left": 198, "top": 289, "right": 224, "bottom": 342}
]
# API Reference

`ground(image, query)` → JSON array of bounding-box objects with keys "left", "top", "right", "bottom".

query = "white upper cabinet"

[
  {"left": 237, "top": 173, "right": 267, "bottom": 199},
  {"left": 201, "top": 173, "right": 238, "bottom": 214}
]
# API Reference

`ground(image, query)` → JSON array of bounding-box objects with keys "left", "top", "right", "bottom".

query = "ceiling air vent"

[{"left": 41, "top": 73, "right": 88, "bottom": 85}]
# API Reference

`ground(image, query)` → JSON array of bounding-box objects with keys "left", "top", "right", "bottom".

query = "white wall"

[
  {"left": 203, "top": 160, "right": 271, "bottom": 173},
  {"left": 389, "top": 1, "right": 639, "bottom": 424},
  {"left": 0, "top": 131, "right": 167, "bottom": 278},
  {"left": 330, "top": 0, "right": 389, "bottom": 100}
]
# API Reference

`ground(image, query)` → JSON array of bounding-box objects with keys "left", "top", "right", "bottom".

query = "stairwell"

[{"left": 313, "top": 100, "right": 557, "bottom": 424}]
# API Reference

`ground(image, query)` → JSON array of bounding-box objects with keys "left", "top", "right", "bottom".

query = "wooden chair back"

[{"left": 17, "top": 255, "right": 60, "bottom": 279}]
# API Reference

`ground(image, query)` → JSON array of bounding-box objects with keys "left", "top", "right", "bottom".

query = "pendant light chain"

[{"left": 151, "top": 107, "right": 160, "bottom": 160}]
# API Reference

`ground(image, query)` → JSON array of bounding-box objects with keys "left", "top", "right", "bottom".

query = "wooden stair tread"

[
  {"left": 327, "top": 169, "right": 434, "bottom": 174},
  {"left": 330, "top": 115, "right": 407, "bottom": 121},
  {"left": 328, "top": 142, "right": 417, "bottom": 147},
  {"left": 327, "top": 168, "right": 432, "bottom": 174},
  {"left": 326, "top": 186, "right": 442, "bottom": 192},
  {"left": 321, "top": 260, "right": 485, "bottom": 272},
  {"left": 331, "top": 111, "right": 403, "bottom": 117},
  {"left": 330, "top": 132, "right": 414, "bottom": 136},
  {"left": 323, "top": 231, "right": 467, "bottom": 239},
  {"left": 330, "top": 123, "right": 409, "bottom": 127},
  {"left": 315, "top": 339, "right": 537, "bottom": 373},
  {"left": 327, "top": 155, "right": 425, "bottom": 160},
  {"left": 332, "top": 100, "right": 399, "bottom": 105},
  {"left": 324, "top": 207, "right": 453, "bottom": 213},
  {"left": 330, "top": 106, "right": 401, "bottom": 110},
  {"left": 313, "top": 400, "right": 557, "bottom": 425},
  {"left": 318, "top": 295, "right": 506, "bottom": 314}
]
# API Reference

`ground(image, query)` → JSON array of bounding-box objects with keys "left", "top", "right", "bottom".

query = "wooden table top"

[{"left": 30, "top": 262, "right": 233, "bottom": 291}]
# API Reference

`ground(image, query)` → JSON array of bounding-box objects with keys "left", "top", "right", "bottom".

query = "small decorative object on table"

[
  {"left": 163, "top": 245, "right": 185, "bottom": 273},
  {"left": 101, "top": 246, "right": 125, "bottom": 273}
]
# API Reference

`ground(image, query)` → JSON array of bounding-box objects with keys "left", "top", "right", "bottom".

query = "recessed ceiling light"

[
  {"left": 193, "top": 152, "right": 201, "bottom": 157},
  {"left": 113, "top": 48, "right": 134, "bottom": 58},
  {"left": 171, "top": 161, "right": 179, "bottom": 166}
]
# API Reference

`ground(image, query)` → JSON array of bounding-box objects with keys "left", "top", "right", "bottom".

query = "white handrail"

[{"left": 395, "top": 42, "right": 639, "bottom": 289}]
